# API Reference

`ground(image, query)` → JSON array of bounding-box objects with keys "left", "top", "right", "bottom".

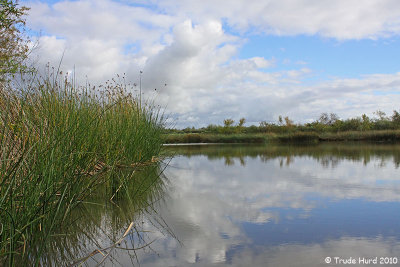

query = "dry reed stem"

[{"left": 70, "top": 222, "right": 157, "bottom": 267}]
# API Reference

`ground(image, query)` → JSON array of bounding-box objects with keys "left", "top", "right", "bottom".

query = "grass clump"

[
  {"left": 276, "top": 132, "right": 319, "bottom": 144},
  {"left": 163, "top": 133, "right": 267, "bottom": 144},
  {"left": 163, "top": 130, "right": 400, "bottom": 144},
  {"left": 0, "top": 73, "right": 164, "bottom": 265},
  {"left": 319, "top": 130, "right": 400, "bottom": 142}
]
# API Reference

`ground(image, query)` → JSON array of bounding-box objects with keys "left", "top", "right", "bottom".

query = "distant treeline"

[{"left": 166, "top": 111, "right": 400, "bottom": 135}]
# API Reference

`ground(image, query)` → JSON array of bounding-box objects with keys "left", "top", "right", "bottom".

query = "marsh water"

[{"left": 45, "top": 143, "right": 400, "bottom": 266}]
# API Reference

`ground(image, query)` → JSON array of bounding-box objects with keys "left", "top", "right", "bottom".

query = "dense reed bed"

[
  {"left": 163, "top": 133, "right": 267, "bottom": 144},
  {"left": 0, "top": 73, "right": 164, "bottom": 265},
  {"left": 163, "top": 130, "right": 400, "bottom": 144},
  {"left": 319, "top": 130, "right": 400, "bottom": 142}
]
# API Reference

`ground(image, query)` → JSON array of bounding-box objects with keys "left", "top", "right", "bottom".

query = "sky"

[{"left": 21, "top": 0, "right": 400, "bottom": 128}]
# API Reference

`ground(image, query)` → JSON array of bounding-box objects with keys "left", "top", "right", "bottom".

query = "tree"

[
  {"left": 238, "top": 117, "right": 246, "bottom": 127},
  {"left": 373, "top": 110, "right": 390, "bottom": 130},
  {"left": 223, "top": 119, "right": 234, "bottom": 127},
  {"left": 0, "top": 0, "right": 29, "bottom": 80},
  {"left": 329, "top": 113, "right": 339, "bottom": 124},
  {"left": 319, "top": 112, "right": 339, "bottom": 125},
  {"left": 373, "top": 110, "right": 387, "bottom": 121},
  {"left": 284, "top": 116, "right": 294, "bottom": 127},
  {"left": 392, "top": 110, "right": 400, "bottom": 126},
  {"left": 319, "top": 112, "right": 329, "bottom": 125},
  {"left": 278, "top": 115, "right": 283, "bottom": 125},
  {"left": 361, "top": 114, "right": 371, "bottom": 131}
]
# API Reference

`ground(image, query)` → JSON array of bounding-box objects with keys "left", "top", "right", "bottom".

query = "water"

[{"left": 46, "top": 143, "right": 400, "bottom": 266}]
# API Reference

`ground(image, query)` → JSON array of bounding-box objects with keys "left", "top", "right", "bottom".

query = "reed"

[
  {"left": 163, "top": 130, "right": 400, "bottom": 144},
  {"left": 163, "top": 133, "right": 267, "bottom": 144},
  {"left": 0, "top": 72, "right": 164, "bottom": 265},
  {"left": 319, "top": 130, "right": 400, "bottom": 142},
  {"left": 22, "top": 163, "right": 169, "bottom": 266},
  {"left": 275, "top": 132, "right": 319, "bottom": 144}
]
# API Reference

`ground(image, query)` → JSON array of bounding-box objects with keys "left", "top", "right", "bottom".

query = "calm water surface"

[{"left": 53, "top": 143, "right": 400, "bottom": 266}]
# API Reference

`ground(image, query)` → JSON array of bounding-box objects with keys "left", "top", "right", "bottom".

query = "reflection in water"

[
  {"left": 30, "top": 163, "right": 170, "bottom": 266},
  {"left": 34, "top": 144, "right": 400, "bottom": 266},
  {"left": 134, "top": 143, "right": 400, "bottom": 266},
  {"left": 227, "top": 237, "right": 400, "bottom": 267},
  {"left": 167, "top": 143, "right": 400, "bottom": 168}
]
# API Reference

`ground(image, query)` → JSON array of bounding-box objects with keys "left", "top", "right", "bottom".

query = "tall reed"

[{"left": 0, "top": 72, "right": 164, "bottom": 265}]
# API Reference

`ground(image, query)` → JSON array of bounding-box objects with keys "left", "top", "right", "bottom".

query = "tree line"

[{"left": 168, "top": 110, "right": 400, "bottom": 134}]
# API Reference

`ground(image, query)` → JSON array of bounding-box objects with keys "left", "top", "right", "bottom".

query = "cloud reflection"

[{"left": 135, "top": 144, "right": 400, "bottom": 265}]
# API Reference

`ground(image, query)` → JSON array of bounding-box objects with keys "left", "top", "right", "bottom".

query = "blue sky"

[
  {"left": 23, "top": 0, "right": 400, "bottom": 127},
  {"left": 239, "top": 35, "right": 400, "bottom": 79}
]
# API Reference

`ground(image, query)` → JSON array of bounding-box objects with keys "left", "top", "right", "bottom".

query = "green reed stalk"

[{"left": 0, "top": 73, "right": 164, "bottom": 265}]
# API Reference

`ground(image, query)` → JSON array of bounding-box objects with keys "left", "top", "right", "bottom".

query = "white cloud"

[
  {"left": 26, "top": 0, "right": 178, "bottom": 80},
  {"left": 141, "top": 19, "right": 240, "bottom": 114},
  {"left": 153, "top": 0, "right": 400, "bottom": 40},
  {"left": 23, "top": 0, "right": 400, "bottom": 127}
]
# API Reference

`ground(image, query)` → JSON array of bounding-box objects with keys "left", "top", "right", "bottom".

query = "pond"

[{"left": 43, "top": 143, "right": 400, "bottom": 266}]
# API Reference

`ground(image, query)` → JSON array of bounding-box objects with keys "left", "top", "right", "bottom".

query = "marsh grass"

[
  {"left": 163, "top": 130, "right": 400, "bottom": 144},
  {"left": 163, "top": 133, "right": 268, "bottom": 144},
  {"left": 319, "top": 130, "right": 400, "bottom": 142},
  {"left": 0, "top": 72, "right": 164, "bottom": 265},
  {"left": 21, "top": 163, "right": 171, "bottom": 266},
  {"left": 276, "top": 132, "right": 319, "bottom": 144}
]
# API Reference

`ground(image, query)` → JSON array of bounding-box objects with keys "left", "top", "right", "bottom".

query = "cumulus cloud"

[
  {"left": 26, "top": 0, "right": 177, "bottom": 80},
  {"left": 23, "top": 0, "right": 400, "bottom": 127},
  {"left": 154, "top": 0, "right": 400, "bottom": 40},
  {"left": 142, "top": 19, "right": 240, "bottom": 114}
]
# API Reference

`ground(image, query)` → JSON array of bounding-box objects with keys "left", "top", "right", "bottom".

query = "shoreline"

[{"left": 163, "top": 130, "right": 400, "bottom": 144}]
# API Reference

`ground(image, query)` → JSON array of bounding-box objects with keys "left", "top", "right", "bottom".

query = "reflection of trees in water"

[
  {"left": 224, "top": 157, "right": 234, "bottom": 166},
  {"left": 379, "top": 158, "right": 387, "bottom": 168},
  {"left": 277, "top": 156, "right": 294, "bottom": 167},
  {"left": 394, "top": 154, "right": 400, "bottom": 168},
  {"left": 166, "top": 143, "right": 400, "bottom": 168},
  {"left": 19, "top": 163, "right": 170, "bottom": 266},
  {"left": 224, "top": 156, "right": 246, "bottom": 166},
  {"left": 320, "top": 156, "right": 340, "bottom": 168}
]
